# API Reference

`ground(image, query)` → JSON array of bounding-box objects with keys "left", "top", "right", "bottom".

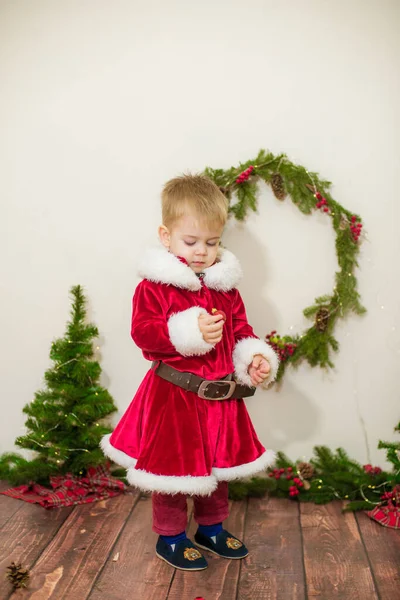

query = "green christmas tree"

[{"left": 0, "top": 285, "right": 117, "bottom": 485}]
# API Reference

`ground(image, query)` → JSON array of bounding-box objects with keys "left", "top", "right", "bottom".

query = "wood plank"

[
  {"left": 238, "top": 496, "right": 305, "bottom": 600},
  {"left": 0, "top": 481, "right": 26, "bottom": 530},
  {"left": 301, "top": 501, "right": 378, "bottom": 599},
  {"left": 356, "top": 510, "right": 400, "bottom": 600},
  {"left": 88, "top": 494, "right": 175, "bottom": 600},
  {"left": 10, "top": 491, "right": 139, "bottom": 600},
  {"left": 167, "top": 499, "right": 246, "bottom": 600},
  {"left": 0, "top": 500, "right": 74, "bottom": 600}
]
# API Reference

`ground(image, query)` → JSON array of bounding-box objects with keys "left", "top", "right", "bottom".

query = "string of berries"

[
  {"left": 266, "top": 331, "right": 297, "bottom": 362},
  {"left": 236, "top": 165, "right": 254, "bottom": 184},
  {"left": 363, "top": 464, "right": 382, "bottom": 476},
  {"left": 315, "top": 191, "right": 329, "bottom": 213},
  {"left": 350, "top": 215, "right": 363, "bottom": 242},
  {"left": 268, "top": 466, "right": 294, "bottom": 480}
]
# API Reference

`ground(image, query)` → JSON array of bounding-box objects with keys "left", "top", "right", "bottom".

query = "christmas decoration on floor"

[
  {"left": 1, "top": 464, "right": 126, "bottom": 508},
  {"left": 204, "top": 150, "right": 366, "bottom": 381},
  {"left": 229, "top": 421, "right": 400, "bottom": 528},
  {"left": 6, "top": 562, "right": 30, "bottom": 590},
  {"left": 0, "top": 286, "right": 120, "bottom": 488}
]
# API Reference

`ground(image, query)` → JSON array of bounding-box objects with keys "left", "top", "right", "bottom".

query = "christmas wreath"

[{"left": 204, "top": 149, "right": 366, "bottom": 381}]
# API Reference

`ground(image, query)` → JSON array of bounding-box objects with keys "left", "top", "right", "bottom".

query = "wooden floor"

[{"left": 1, "top": 483, "right": 399, "bottom": 600}]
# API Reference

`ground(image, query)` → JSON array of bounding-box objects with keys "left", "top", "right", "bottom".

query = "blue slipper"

[
  {"left": 156, "top": 537, "right": 208, "bottom": 571},
  {"left": 194, "top": 529, "right": 249, "bottom": 559}
]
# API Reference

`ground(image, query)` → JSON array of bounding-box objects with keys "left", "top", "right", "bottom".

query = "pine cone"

[
  {"left": 270, "top": 173, "right": 286, "bottom": 200},
  {"left": 315, "top": 307, "right": 330, "bottom": 333},
  {"left": 6, "top": 562, "right": 30, "bottom": 589},
  {"left": 297, "top": 462, "right": 314, "bottom": 480}
]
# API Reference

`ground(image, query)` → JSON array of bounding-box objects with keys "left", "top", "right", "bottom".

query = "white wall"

[{"left": 1, "top": 0, "right": 399, "bottom": 468}]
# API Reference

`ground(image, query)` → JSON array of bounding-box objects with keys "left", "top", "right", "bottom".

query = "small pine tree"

[{"left": 0, "top": 286, "right": 117, "bottom": 485}]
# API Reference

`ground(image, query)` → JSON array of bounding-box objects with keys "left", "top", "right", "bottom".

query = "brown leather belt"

[{"left": 151, "top": 361, "right": 255, "bottom": 400}]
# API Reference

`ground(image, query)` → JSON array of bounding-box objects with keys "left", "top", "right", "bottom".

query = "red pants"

[{"left": 152, "top": 481, "right": 229, "bottom": 535}]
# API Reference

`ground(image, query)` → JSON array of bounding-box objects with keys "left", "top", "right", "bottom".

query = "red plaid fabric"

[
  {"left": 367, "top": 505, "right": 400, "bottom": 529},
  {"left": 367, "top": 486, "right": 400, "bottom": 529},
  {"left": 0, "top": 464, "right": 126, "bottom": 508}
]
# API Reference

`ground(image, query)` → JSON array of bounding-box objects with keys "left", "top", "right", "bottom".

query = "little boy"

[{"left": 101, "top": 174, "right": 278, "bottom": 571}]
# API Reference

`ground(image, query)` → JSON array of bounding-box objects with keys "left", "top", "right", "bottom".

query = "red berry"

[
  {"left": 315, "top": 192, "right": 322, "bottom": 200},
  {"left": 286, "top": 474, "right": 293, "bottom": 480},
  {"left": 268, "top": 472, "right": 275, "bottom": 477},
  {"left": 323, "top": 207, "right": 329, "bottom": 213},
  {"left": 287, "top": 467, "right": 293, "bottom": 472},
  {"left": 274, "top": 474, "right": 281, "bottom": 480},
  {"left": 351, "top": 215, "right": 356, "bottom": 223}
]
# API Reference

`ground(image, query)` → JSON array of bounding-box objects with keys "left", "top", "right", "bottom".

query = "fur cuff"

[
  {"left": 233, "top": 337, "right": 280, "bottom": 387},
  {"left": 168, "top": 307, "right": 215, "bottom": 356}
]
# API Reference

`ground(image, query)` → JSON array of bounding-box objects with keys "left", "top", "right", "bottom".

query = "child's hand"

[
  {"left": 248, "top": 354, "right": 271, "bottom": 386},
  {"left": 198, "top": 313, "right": 224, "bottom": 345}
]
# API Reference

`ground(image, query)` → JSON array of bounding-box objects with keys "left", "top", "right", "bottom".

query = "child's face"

[{"left": 159, "top": 212, "right": 224, "bottom": 273}]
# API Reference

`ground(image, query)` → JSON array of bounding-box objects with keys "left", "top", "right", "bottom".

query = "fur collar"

[{"left": 138, "top": 245, "right": 242, "bottom": 292}]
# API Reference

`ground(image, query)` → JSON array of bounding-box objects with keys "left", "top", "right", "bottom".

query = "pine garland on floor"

[{"left": 228, "top": 425, "right": 400, "bottom": 512}]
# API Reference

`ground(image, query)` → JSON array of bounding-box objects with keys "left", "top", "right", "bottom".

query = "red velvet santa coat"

[{"left": 101, "top": 246, "right": 279, "bottom": 496}]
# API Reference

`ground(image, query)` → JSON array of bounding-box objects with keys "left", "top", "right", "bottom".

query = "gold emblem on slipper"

[
  {"left": 184, "top": 547, "right": 202, "bottom": 561},
  {"left": 226, "top": 537, "right": 242, "bottom": 549}
]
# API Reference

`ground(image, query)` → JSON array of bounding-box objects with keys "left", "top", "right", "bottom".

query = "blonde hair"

[{"left": 161, "top": 173, "right": 228, "bottom": 229}]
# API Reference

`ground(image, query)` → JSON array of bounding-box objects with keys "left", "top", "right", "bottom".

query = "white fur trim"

[
  {"left": 100, "top": 434, "right": 275, "bottom": 494},
  {"left": 233, "top": 337, "right": 280, "bottom": 387},
  {"left": 168, "top": 306, "right": 215, "bottom": 356},
  {"left": 213, "top": 450, "right": 276, "bottom": 481},
  {"left": 138, "top": 247, "right": 201, "bottom": 291},
  {"left": 137, "top": 246, "right": 241, "bottom": 291},
  {"left": 100, "top": 434, "right": 137, "bottom": 469},
  {"left": 203, "top": 249, "right": 242, "bottom": 292},
  {"left": 127, "top": 467, "right": 218, "bottom": 496}
]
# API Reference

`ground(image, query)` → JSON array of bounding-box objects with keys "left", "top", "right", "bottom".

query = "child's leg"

[
  {"left": 152, "top": 492, "right": 209, "bottom": 571},
  {"left": 192, "top": 481, "right": 229, "bottom": 526},
  {"left": 193, "top": 482, "right": 248, "bottom": 559},
  {"left": 152, "top": 492, "right": 188, "bottom": 535}
]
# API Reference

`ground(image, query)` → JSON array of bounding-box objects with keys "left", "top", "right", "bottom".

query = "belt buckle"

[{"left": 198, "top": 380, "right": 236, "bottom": 400}]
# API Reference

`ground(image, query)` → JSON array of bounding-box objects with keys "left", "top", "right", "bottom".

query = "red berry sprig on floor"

[
  {"left": 266, "top": 331, "right": 297, "bottom": 362},
  {"left": 236, "top": 165, "right": 254, "bottom": 184},
  {"left": 315, "top": 191, "right": 330, "bottom": 213},
  {"left": 381, "top": 491, "right": 395, "bottom": 502},
  {"left": 363, "top": 464, "right": 382, "bottom": 476},
  {"left": 268, "top": 466, "right": 306, "bottom": 498},
  {"left": 269, "top": 467, "right": 290, "bottom": 480},
  {"left": 350, "top": 215, "right": 363, "bottom": 242}
]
